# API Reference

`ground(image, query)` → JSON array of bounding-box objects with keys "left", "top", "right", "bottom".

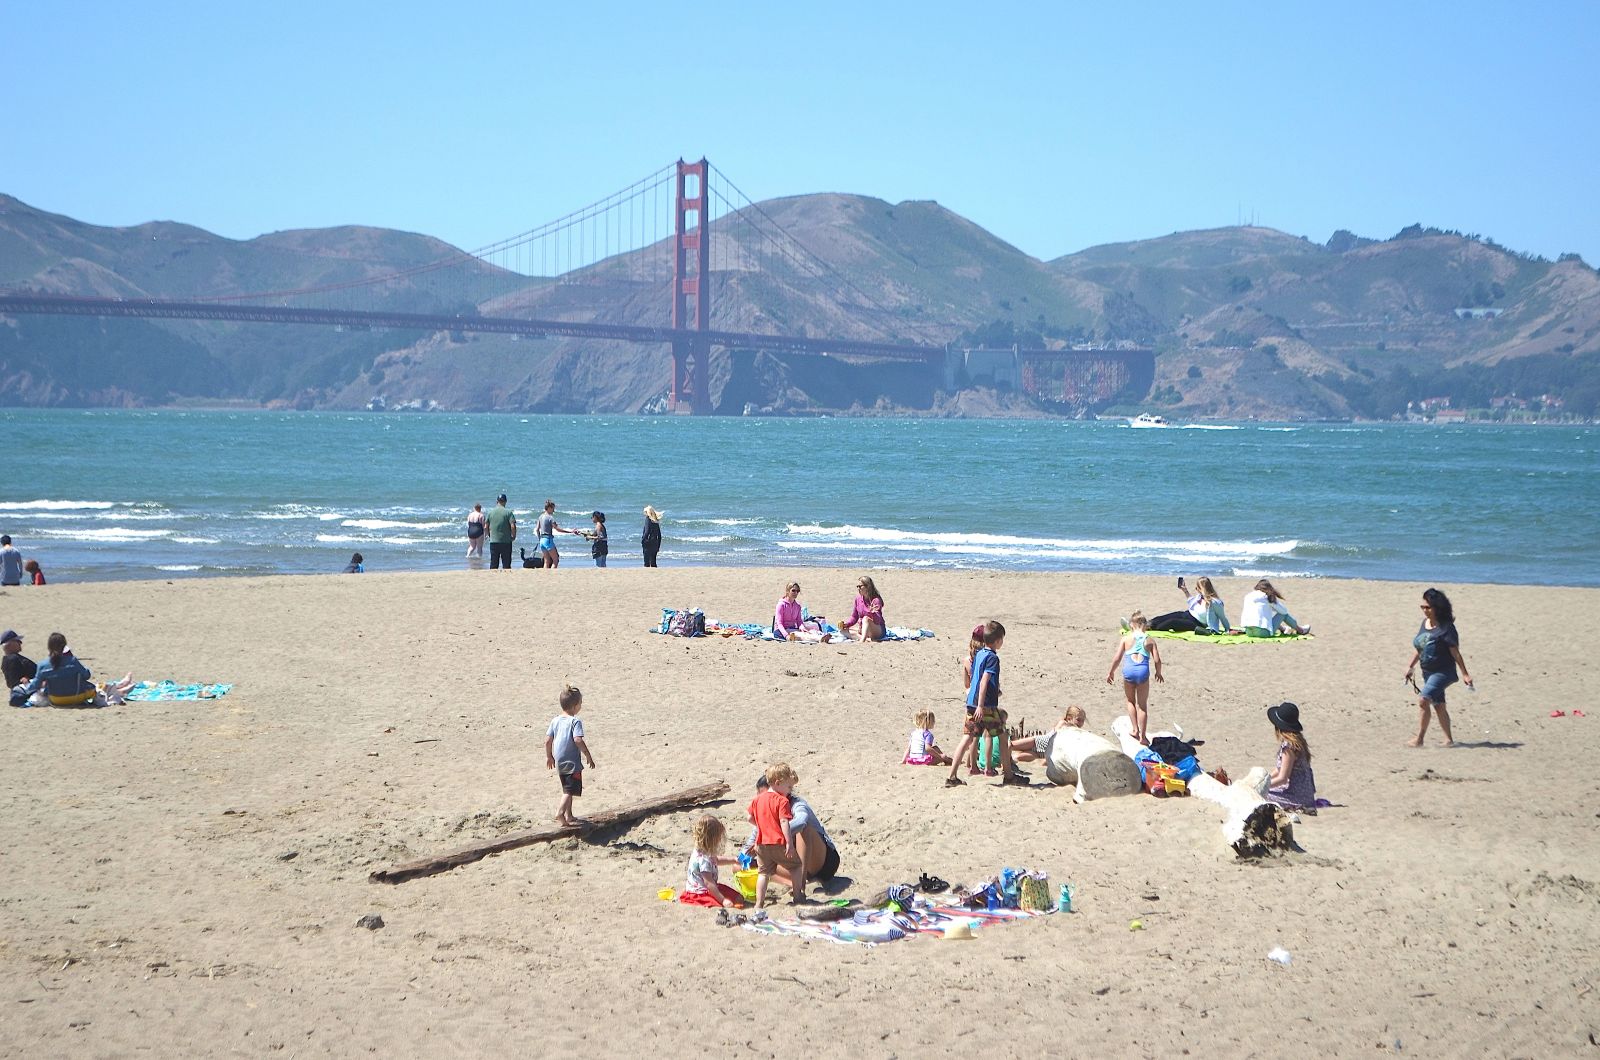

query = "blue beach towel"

[{"left": 124, "top": 681, "right": 234, "bottom": 702}]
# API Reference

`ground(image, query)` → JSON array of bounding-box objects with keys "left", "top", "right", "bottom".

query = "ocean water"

[{"left": 0, "top": 410, "right": 1595, "bottom": 586}]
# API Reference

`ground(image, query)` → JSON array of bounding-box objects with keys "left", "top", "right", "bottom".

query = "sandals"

[
  {"left": 917, "top": 872, "right": 949, "bottom": 894},
  {"left": 944, "top": 776, "right": 966, "bottom": 787}
]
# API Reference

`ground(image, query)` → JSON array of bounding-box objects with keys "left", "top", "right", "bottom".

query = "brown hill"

[{"left": 2, "top": 192, "right": 1596, "bottom": 417}]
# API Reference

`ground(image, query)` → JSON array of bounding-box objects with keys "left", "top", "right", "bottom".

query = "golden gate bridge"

[{"left": 0, "top": 159, "right": 1151, "bottom": 414}]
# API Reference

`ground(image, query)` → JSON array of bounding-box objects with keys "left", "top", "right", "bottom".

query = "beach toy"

[
  {"left": 1057, "top": 884, "right": 1075, "bottom": 913},
  {"left": 1162, "top": 775, "right": 1188, "bottom": 796},
  {"left": 942, "top": 921, "right": 976, "bottom": 940},
  {"left": 1129, "top": 919, "right": 1145, "bottom": 931},
  {"left": 657, "top": 887, "right": 674, "bottom": 901},
  {"left": 733, "top": 869, "right": 759, "bottom": 902}
]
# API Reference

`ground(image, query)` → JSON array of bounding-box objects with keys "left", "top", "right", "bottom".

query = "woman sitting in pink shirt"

[
  {"left": 841, "top": 576, "right": 887, "bottom": 642},
  {"left": 773, "top": 581, "right": 833, "bottom": 643}
]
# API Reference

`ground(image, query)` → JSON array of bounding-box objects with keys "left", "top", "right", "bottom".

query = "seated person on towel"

[
  {"left": 1148, "top": 576, "right": 1238, "bottom": 634},
  {"left": 10, "top": 632, "right": 131, "bottom": 707},
  {"left": 1240, "top": 579, "right": 1310, "bottom": 637},
  {"left": 773, "top": 581, "right": 833, "bottom": 643}
]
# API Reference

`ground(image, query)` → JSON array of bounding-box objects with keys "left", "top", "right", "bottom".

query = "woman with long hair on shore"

[
  {"left": 1404, "top": 587, "right": 1473, "bottom": 747},
  {"left": 1240, "top": 579, "right": 1309, "bottom": 636},
  {"left": 841, "top": 575, "right": 886, "bottom": 642}
]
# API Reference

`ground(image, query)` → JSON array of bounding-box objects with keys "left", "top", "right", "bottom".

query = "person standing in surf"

[
  {"left": 486, "top": 494, "right": 516, "bottom": 572},
  {"left": 641, "top": 505, "right": 663, "bottom": 567},
  {"left": 465, "top": 502, "right": 487, "bottom": 560},
  {"left": 535, "top": 500, "right": 562, "bottom": 570}
]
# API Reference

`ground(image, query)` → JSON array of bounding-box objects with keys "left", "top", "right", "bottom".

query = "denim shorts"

[{"left": 1419, "top": 671, "right": 1456, "bottom": 704}]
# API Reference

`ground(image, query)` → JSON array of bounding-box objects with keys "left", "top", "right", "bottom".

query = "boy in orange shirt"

[{"left": 746, "top": 762, "right": 805, "bottom": 908}]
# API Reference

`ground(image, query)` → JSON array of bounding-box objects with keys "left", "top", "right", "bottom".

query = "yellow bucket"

[{"left": 733, "top": 869, "right": 760, "bottom": 901}]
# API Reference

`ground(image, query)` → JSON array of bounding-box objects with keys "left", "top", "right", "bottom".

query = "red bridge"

[{"left": 0, "top": 159, "right": 1151, "bottom": 415}]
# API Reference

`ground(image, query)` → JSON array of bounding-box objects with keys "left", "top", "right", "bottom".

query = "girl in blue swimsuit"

[{"left": 1107, "top": 611, "right": 1163, "bottom": 744}]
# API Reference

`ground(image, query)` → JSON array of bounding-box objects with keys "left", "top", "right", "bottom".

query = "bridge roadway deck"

[{"left": 0, "top": 293, "right": 943, "bottom": 363}]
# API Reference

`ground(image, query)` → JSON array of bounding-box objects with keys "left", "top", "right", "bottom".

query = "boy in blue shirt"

[{"left": 945, "top": 621, "right": 1021, "bottom": 785}]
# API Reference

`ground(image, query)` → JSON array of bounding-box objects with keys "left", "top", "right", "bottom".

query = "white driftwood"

[
  {"left": 1110, "top": 717, "right": 1296, "bottom": 857},
  {"left": 1043, "top": 728, "right": 1143, "bottom": 802}
]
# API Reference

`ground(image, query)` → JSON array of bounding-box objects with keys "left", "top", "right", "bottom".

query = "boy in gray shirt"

[{"left": 545, "top": 685, "right": 595, "bottom": 827}]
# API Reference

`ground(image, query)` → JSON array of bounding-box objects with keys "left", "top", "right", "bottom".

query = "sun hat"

[
  {"left": 971, "top": 623, "right": 986, "bottom": 641},
  {"left": 941, "top": 921, "right": 976, "bottom": 940},
  {"left": 0, "top": 630, "right": 19, "bottom": 645},
  {"left": 1266, "top": 701, "right": 1303, "bottom": 734}
]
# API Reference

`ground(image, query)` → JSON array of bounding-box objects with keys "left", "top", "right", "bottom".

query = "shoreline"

[
  {"left": 16, "top": 558, "right": 1599, "bottom": 591},
  {"left": 0, "top": 566, "right": 1593, "bottom": 1053},
  {"left": 3, "top": 404, "right": 1592, "bottom": 425}
]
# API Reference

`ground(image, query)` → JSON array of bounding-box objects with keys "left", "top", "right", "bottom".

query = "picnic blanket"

[
  {"left": 1144, "top": 629, "right": 1310, "bottom": 644},
  {"left": 742, "top": 901, "right": 1048, "bottom": 946},
  {"left": 655, "top": 616, "right": 935, "bottom": 642},
  {"left": 123, "top": 680, "right": 234, "bottom": 702}
]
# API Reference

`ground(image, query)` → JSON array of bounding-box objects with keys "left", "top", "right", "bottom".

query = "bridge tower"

[{"left": 670, "top": 158, "right": 712, "bottom": 414}]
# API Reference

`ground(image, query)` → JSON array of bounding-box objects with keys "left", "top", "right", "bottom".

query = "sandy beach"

[{"left": 0, "top": 566, "right": 1595, "bottom": 1056}]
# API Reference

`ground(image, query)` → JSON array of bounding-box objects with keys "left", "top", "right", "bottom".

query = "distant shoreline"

[{"left": 4, "top": 403, "right": 1591, "bottom": 426}]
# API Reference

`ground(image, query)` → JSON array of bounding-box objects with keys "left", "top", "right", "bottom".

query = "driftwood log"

[
  {"left": 1110, "top": 718, "right": 1297, "bottom": 857},
  {"left": 370, "top": 780, "right": 730, "bottom": 884}
]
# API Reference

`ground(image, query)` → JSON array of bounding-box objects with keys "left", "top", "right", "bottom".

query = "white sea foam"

[
  {"left": 783, "top": 523, "right": 1297, "bottom": 557},
  {"left": 1177, "top": 424, "right": 1241, "bottom": 431},
  {"left": 1231, "top": 568, "right": 1315, "bottom": 579},
  {"left": 680, "top": 535, "right": 732, "bottom": 543},
  {"left": 250, "top": 505, "right": 345, "bottom": 521},
  {"left": 7, "top": 509, "right": 175, "bottom": 522},
  {"left": 316, "top": 533, "right": 430, "bottom": 546},
  {"left": 41, "top": 527, "right": 173, "bottom": 543},
  {"left": 172, "top": 536, "right": 221, "bottom": 545},
  {"left": 0, "top": 499, "right": 118, "bottom": 511},
  {"left": 156, "top": 565, "right": 202, "bottom": 572},
  {"left": 1258, "top": 427, "right": 1300, "bottom": 432},
  {"left": 341, "top": 519, "right": 452, "bottom": 531}
]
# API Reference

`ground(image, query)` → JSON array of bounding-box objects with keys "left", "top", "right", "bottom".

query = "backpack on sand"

[{"left": 667, "top": 607, "right": 704, "bottom": 637}]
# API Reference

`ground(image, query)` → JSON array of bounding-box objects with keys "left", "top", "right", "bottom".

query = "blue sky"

[{"left": 6, "top": 1, "right": 1598, "bottom": 265}]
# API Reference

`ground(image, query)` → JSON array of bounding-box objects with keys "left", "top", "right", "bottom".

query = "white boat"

[{"left": 1128, "top": 413, "right": 1169, "bottom": 428}]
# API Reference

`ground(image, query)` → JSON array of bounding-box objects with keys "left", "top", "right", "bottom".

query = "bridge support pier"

[{"left": 670, "top": 336, "right": 711, "bottom": 415}]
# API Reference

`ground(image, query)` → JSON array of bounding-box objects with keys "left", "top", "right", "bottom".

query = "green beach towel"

[{"left": 1142, "top": 629, "right": 1310, "bottom": 644}]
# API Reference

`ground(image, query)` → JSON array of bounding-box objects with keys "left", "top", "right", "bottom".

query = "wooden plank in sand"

[{"left": 369, "top": 781, "right": 730, "bottom": 884}]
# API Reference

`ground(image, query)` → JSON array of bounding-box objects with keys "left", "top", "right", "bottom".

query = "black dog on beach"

[{"left": 519, "top": 547, "right": 544, "bottom": 569}]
